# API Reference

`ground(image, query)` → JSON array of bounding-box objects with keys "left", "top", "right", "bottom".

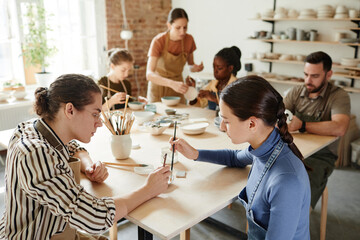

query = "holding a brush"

[
  {"left": 170, "top": 76, "right": 310, "bottom": 240},
  {"left": 0, "top": 74, "right": 170, "bottom": 239},
  {"left": 98, "top": 48, "right": 147, "bottom": 111}
]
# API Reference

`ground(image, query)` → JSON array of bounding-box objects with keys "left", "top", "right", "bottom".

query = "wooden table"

[
  {"left": 80, "top": 103, "right": 337, "bottom": 240},
  {"left": 0, "top": 103, "right": 337, "bottom": 239}
]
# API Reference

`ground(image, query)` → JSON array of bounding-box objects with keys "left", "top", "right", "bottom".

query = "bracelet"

[{"left": 299, "top": 121, "right": 306, "bottom": 133}]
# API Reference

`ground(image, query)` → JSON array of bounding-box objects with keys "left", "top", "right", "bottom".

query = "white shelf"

[{"left": 252, "top": 17, "right": 360, "bottom": 22}]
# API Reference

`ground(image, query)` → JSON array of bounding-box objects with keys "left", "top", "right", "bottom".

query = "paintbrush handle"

[
  {"left": 170, "top": 121, "right": 177, "bottom": 171},
  {"left": 103, "top": 162, "right": 147, "bottom": 167},
  {"left": 99, "top": 84, "right": 119, "bottom": 93}
]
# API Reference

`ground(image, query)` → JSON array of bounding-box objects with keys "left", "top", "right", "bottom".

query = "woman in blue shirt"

[{"left": 171, "top": 75, "right": 310, "bottom": 240}]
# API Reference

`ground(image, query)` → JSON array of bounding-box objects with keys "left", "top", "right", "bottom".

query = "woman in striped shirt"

[{"left": 0, "top": 74, "right": 170, "bottom": 239}]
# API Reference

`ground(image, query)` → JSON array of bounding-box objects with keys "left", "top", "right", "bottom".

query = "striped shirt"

[{"left": 0, "top": 119, "right": 115, "bottom": 239}]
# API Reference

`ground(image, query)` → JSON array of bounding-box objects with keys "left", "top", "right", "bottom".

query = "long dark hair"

[
  {"left": 34, "top": 74, "right": 101, "bottom": 121},
  {"left": 221, "top": 75, "right": 305, "bottom": 163}
]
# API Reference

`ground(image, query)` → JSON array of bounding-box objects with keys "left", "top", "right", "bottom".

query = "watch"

[{"left": 299, "top": 121, "right": 306, "bottom": 133}]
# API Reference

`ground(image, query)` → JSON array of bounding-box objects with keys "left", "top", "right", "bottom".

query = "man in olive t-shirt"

[{"left": 283, "top": 51, "right": 350, "bottom": 209}]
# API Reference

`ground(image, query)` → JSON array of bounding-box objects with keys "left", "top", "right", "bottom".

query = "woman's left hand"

[
  {"left": 137, "top": 96, "right": 148, "bottom": 104},
  {"left": 85, "top": 161, "right": 109, "bottom": 183},
  {"left": 190, "top": 62, "right": 204, "bottom": 72}
]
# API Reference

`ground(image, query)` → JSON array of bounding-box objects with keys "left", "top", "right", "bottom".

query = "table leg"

[
  {"left": 138, "top": 227, "right": 153, "bottom": 240},
  {"left": 109, "top": 225, "right": 118, "bottom": 240},
  {"left": 180, "top": 229, "right": 190, "bottom": 240}
]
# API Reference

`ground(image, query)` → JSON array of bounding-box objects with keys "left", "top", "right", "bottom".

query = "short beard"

[{"left": 307, "top": 75, "right": 327, "bottom": 93}]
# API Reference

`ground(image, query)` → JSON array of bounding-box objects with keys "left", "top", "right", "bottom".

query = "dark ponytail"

[
  {"left": 276, "top": 99, "right": 305, "bottom": 162},
  {"left": 221, "top": 75, "right": 305, "bottom": 165}
]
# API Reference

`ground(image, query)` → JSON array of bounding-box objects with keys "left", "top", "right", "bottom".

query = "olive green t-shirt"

[
  {"left": 284, "top": 81, "right": 351, "bottom": 156},
  {"left": 284, "top": 81, "right": 350, "bottom": 122}
]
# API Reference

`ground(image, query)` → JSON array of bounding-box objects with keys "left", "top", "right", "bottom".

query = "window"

[{"left": 0, "top": 0, "right": 106, "bottom": 86}]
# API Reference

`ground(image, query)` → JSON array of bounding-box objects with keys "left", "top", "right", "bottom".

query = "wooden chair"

[{"left": 320, "top": 186, "right": 328, "bottom": 240}]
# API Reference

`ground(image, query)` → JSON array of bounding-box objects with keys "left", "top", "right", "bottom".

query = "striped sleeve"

[
  {"left": 17, "top": 146, "right": 115, "bottom": 234},
  {"left": 67, "top": 140, "right": 87, "bottom": 156}
]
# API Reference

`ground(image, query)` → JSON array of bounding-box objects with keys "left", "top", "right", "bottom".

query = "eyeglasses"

[{"left": 85, "top": 110, "right": 102, "bottom": 121}]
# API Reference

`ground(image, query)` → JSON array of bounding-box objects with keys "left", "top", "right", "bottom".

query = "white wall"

[{"left": 172, "top": 0, "right": 360, "bottom": 127}]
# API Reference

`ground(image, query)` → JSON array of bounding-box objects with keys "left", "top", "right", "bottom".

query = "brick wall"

[{"left": 105, "top": 0, "right": 172, "bottom": 97}]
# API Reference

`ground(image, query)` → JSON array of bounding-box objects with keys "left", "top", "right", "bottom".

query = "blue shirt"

[{"left": 197, "top": 128, "right": 310, "bottom": 240}]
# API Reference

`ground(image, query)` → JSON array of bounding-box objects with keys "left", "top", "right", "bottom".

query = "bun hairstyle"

[
  {"left": 34, "top": 74, "right": 101, "bottom": 121},
  {"left": 107, "top": 48, "right": 134, "bottom": 66},
  {"left": 221, "top": 75, "right": 305, "bottom": 163},
  {"left": 167, "top": 8, "right": 189, "bottom": 24},
  {"left": 215, "top": 46, "right": 242, "bottom": 76}
]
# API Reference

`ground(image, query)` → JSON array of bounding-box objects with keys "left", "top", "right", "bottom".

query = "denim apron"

[{"left": 239, "top": 140, "right": 284, "bottom": 240}]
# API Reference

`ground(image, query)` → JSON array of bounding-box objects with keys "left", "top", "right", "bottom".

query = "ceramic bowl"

[
  {"left": 165, "top": 108, "right": 177, "bottom": 115},
  {"left": 184, "top": 87, "right": 198, "bottom": 101},
  {"left": 180, "top": 122, "right": 209, "bottom": 135},
  {"left": 161, "top": 96, "right": 181, "bottom": 106},
  {"left": 128, "top": 101, "right": 145, "bottom": 110},
  {"left": 13, "top": 91, "right": 27, "bottom": 100},
  {"left": 133, "top": 111, "right": 155, "bottom": 125},
  {"left": 144, "top": 121, "right": 171, "bottom": 135}
]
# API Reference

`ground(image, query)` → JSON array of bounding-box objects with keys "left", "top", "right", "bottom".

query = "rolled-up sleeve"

[{"left": 18, "top": 146, "right": 115, "bottom": 234}]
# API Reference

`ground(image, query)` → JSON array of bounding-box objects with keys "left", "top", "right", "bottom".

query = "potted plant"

[{"left": 22, "top": 4, "right": 57, "bottom": 87}]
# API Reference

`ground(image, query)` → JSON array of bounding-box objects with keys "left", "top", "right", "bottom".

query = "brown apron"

[{"left": 147, "top": 32, "right": 187, "bottom": 103}]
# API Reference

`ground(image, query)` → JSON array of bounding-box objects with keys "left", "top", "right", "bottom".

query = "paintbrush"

[
  {"left": 170, "top": 121, "right": 177, "bottom": 176},
  {"left": 103, "top": 162, "right": 148, "bottom": 167},
  {"left": 99, "top": 85, "right": 136, "bottom": 100},
  {"left": 163, "top": 153, "right": 167, "bottom": 167}
]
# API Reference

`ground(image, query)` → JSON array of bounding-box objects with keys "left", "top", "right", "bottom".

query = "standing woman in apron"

[
  {"left": 171, "top": 76, "right": 311, "bottom": 240},
  {"left": 146, "top": 8, "right": 204, "bottom": 103}
]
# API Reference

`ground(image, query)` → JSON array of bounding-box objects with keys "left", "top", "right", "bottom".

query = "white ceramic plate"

[{"left": 180, "top": 122, "right": 209, "bottom": 135}]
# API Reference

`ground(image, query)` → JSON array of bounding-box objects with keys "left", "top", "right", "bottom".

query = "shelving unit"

[
  {"left": 250, "top": 1, "right": 360, "bottom": 90},
  {"left": 251, "top": 38, "right": 360, "bottom": 47},
  {"left": 264, "top": 78, "right": 360, "bottom": 94}
]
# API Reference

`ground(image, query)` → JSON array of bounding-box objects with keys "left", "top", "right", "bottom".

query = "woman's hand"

[
  {"left": 169, "top": 137, "right": 199, "bottom": 160},
  {"left": 144, "top": 166, "right": 171, "bottom": 198},
  {"left": 137, "top": 96, "right": 148, "bottom": 104},
  {"left": 198, "top": 90, "right": 217, "bottom": 102},
  {"left": 109, "top": 92, "right": 127, "bottom": 106},
  {"left": 185, "top": 76, "right": 196, "bottom": 87},
  {"left": 85, "top": 161, "right": 109, "bottom": 183},
  {"left": 171, "top": 81, "right": 189, "bottom": 94},
  {"left": 190, "top": 62, "right": 204, "bottom": 72}
]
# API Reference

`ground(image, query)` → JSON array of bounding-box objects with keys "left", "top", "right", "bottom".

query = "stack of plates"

[
  {"left": 274, "top": 7, "right": 287, "bottom": 19},
  {"left": 288, "top": 9, "right": 299, "bottom": 18},
  {"left": 340, "top": 58, "right": 360, "bottom": 67},
  {"left": 298, "top": 9, "right": 317, "bottom": 19},
  {"left": 261, "top": 9, "right": 274, "bottom": 18},
  {"left": 334, "top": 5, "right": 349, "bottom": 19},
  {"left": 317, "top": 5, "right": 334, "bottom": 18}
]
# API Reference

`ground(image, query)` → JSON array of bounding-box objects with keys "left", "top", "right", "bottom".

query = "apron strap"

[{"left": 247, "top": 140, "right": 284, "bottom": 210}]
